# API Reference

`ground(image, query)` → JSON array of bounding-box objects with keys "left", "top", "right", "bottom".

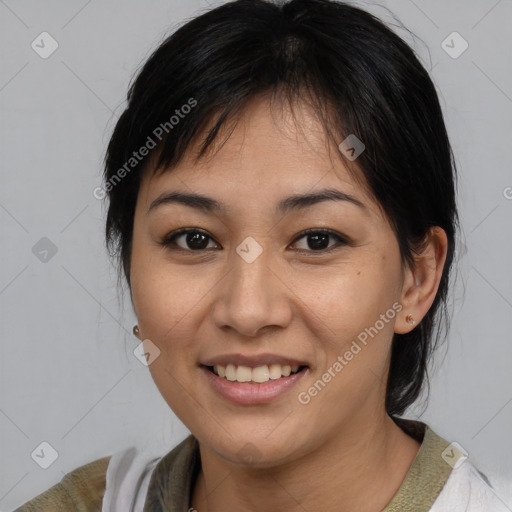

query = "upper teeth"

[{"left": 213, "top": 364, "right": 301, "bottom": 383}]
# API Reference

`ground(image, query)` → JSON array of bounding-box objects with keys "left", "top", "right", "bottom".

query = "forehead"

[{"left": 138, "top": 96, "right": 377, "bottom": 216}]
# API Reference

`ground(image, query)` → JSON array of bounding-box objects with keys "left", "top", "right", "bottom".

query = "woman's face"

[{"left": 130, "top": 97, "right": 409, "bottom": 466}]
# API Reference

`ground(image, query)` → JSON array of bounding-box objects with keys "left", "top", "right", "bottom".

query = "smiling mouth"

[{"left": 204, "top": 363, "right": 308, "bottom": 384}]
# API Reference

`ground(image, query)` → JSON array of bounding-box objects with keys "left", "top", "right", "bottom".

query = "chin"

[{"left": 196, "top": 425, "right": 311, "bottom": 469}]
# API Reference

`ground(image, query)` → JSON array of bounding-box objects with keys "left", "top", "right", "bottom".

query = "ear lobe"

[{"left": 394, "top": 226, "right": 448, "bottom": 334}]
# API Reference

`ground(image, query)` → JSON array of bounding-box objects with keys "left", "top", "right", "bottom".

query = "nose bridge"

[
  {"left": 231, "top": 236, "right": 270, "bottom": 298},
  {"left": 212, "top": 235, "right": 291, "bottom": 336}
]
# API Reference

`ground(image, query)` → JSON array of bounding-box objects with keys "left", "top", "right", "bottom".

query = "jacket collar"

[{"left": 143, "top": 418, "right": 456, "bottom": 512}]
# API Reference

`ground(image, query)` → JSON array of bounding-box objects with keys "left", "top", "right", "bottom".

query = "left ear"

[{"left": 395, "top": 226, "right": 448, "bottom": 334}]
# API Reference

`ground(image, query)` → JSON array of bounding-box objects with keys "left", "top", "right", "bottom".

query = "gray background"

[{"left": 1, "top": 0, "right": 511, "bottom": 509}]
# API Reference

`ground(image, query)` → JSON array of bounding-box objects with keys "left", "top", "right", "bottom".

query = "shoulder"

[
  {"left": 384, "top": 418, "right": 511, "bottom": 512},
  {"left": 432, "top": 457, "right": 511, "bottom": 511},
  {"left": 102, "top": 436, "right": 199, "bottom": 511},
  {"left": 13, "top": 455, "right": 111, "bottom": 512},
  {"left": 13, "top": 439, "right": 198, "bottom": 512}
]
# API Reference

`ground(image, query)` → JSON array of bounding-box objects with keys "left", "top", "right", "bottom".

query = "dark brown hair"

[{"left": 102, "top": 0, "right": 458, "bottom": 416}]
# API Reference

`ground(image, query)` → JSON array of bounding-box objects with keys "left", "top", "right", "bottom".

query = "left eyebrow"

[
  {"left": 147, "top": 187, "right": 366, "bottom": 215},
  {"left": 276, "top": 188, "right": 366, "bottom": 215}
]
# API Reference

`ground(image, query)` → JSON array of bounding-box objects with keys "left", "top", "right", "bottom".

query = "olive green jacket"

[{"left": 11, "top": 419, "right": 474, "bottom": 512}]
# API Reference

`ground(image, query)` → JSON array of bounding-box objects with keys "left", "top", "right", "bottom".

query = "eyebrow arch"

[{"left": 147, "top": 188, "right": 366, "bottom": 215}]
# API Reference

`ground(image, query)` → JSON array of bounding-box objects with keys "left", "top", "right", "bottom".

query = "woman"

[{"left": 14, "top": 0, "right": 508, "bottom": 510}]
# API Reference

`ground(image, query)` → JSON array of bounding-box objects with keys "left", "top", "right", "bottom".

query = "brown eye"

[
  {"left": 161, "top": 228, "right": 219, "bottom": 251},
  {"left": 291, "top": 229, "right": 349, "bottom": 252}
]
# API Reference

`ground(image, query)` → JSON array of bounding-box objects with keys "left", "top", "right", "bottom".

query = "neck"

[{"left": 190, "top": 410, "right": 421, "bottom": 512}]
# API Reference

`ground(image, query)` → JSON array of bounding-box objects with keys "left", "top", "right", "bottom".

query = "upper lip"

[{"left": 201, "top": 353, "right": 309, "bottom": 368}]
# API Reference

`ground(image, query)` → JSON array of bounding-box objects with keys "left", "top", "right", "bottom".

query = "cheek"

[
  {"left": 131, "top": 269, "right": 205, "bottom": 357},
  {"left": 291, "top": 262, "right": 402, "bottom": 417},
  {"left": 129, "top": 237, "right": 200, "bottom": 365},
  {"left": 293, "top": 254, "right": 401, "bottom": 348},
  {"left": 130, "top": 229, "right": 198, "bottom": 333},
  {"left": 130, "top": 252, "right": 210, "bottom": 424}
]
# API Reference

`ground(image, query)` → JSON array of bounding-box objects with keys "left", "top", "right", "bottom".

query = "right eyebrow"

[{"left": 148, "top": 191, "right": 228, "bottom": 215}]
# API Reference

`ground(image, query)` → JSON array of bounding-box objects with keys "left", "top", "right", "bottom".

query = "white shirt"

[{"left": 101, "top": 443, "right": 511, "bottom": 511}]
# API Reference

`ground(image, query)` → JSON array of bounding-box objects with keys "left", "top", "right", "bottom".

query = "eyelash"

[{"left": 159, "top": 227, "right": 350, "bottom": 255}]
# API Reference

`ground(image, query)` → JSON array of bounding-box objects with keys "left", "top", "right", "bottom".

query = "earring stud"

[
  {"left": 405, "top": 314, "right": 415, "bottom": 325},
  {"left": 133, "top": 324, "right": 140, "bottom": 337}
]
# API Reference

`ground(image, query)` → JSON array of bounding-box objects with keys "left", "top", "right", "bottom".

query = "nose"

[{"left": 211, "top": 242, "right": 293, "bottom": 338}]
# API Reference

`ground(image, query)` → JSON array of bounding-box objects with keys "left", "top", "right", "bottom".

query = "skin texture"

[{"left": 130, "top": 95, "right": 448, "bottom": 511}]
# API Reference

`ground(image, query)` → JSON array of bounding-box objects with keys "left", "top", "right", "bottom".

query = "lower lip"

[{"left": 200, "top": 365, "right": 308, "bottom": 405}]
